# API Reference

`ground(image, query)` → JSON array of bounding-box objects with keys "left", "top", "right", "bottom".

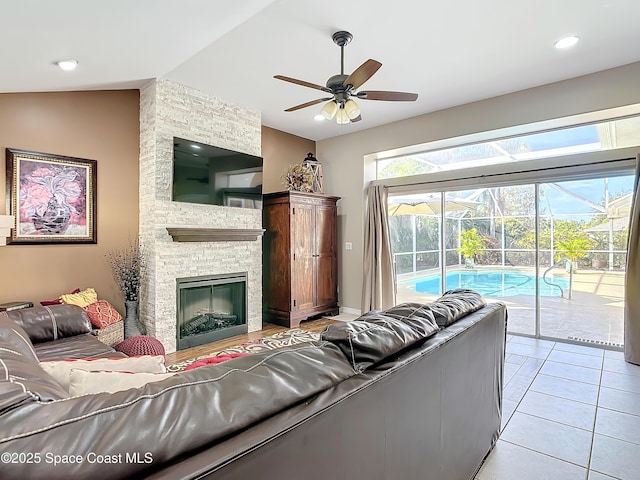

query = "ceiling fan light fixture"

[
  {"left": 336, "top": 107, "right": 351, "bottom": 125},
  {"left": 320, "top": 100, "right": 338, "bottom": 120},
  {"left": 344, "top": 99, "right": 360, "bottom": 119},
  {"left": 276, "top": 31, "right": 418, "bottom": 124}
]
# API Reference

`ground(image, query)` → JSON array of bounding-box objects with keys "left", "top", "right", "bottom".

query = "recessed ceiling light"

[
  {"left": 313, "top": 114, "right": 325, "bottom": 121},
  {"left": 56, "top": 59, "right": 78, "bottom": 71},
  {"left": 190, "top": 144, "right": 201, "bottom": 149},
  {"left": 554, "top": 36, "right": 579, "bottom": 49}
]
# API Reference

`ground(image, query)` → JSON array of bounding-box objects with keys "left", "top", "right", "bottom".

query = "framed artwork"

[{"left": 5, "top": 148, "right": 97, "bottom": 244}]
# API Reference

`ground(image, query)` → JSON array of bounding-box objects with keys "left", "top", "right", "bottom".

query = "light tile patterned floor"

[{"left": 476, "top": 335, "right": 640, "bottom": 480}]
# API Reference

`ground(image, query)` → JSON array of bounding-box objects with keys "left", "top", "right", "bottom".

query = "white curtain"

[
  {"left": 361, "top": 184, "right": 396, "bottom": 312},
  {"left": 624, "top": 154, "right": 640, "bottom": 365}
]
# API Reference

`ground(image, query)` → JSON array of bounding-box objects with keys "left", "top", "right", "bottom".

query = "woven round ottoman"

[{"left": 114, "top": 335, "right": 165, "bottom": 356}]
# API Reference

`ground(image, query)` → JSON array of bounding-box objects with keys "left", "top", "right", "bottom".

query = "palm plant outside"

[{"left": 458, "top": 228, "right": 488, "bottom": 266}]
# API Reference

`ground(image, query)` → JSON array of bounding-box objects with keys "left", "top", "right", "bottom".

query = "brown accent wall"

[
  {"left": 261, "top": 126, "right": 315, "bottom": 193},
  {"left": 0, "top": 90, "right": 140, "bottom": 313}
]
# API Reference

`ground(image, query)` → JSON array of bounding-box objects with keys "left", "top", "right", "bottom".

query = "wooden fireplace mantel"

[{"left": 166, "top": 228, "right": 265, "bottom": 242}]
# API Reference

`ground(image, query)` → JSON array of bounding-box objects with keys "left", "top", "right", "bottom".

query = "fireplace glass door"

[{"left": 177, "top": 273, "right": 248, "bottom": 350}]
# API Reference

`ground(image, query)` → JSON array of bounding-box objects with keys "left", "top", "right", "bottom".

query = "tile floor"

[{"left": 476, "top": 335, "right": 640, "bottom": 480}]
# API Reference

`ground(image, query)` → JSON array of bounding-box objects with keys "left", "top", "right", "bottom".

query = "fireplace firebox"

[{"left": 176, "top": 273, "right": 248, "bottom": 350}]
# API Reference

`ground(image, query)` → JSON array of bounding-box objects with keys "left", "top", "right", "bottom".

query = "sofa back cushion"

[
  {"left": 321, "top": 307, "right": 439, "bottom": 371},
  {"left": 381, "top": 303, "right": 439, "bottom": 335},
  {"left": 6, "top": 305, "right": 91, "bottom": 343},
  {"left": 430, "top": 289, "right": 486, "bottom": 327}
]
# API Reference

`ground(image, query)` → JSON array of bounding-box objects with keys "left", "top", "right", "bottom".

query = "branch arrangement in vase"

[{"left": 106, "top": 238, "right": 143, "bottom": 302}]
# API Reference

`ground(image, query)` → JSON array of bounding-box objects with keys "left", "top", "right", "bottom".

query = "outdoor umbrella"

[
  {"left": 388, "top": 194, "right": 478, "bottom": 216},
  {"left": 585, "top": 194, "right": 632, "bottom": 233},
  {"left": 584, "top": 216, "right": 629, "bottom": 233}
]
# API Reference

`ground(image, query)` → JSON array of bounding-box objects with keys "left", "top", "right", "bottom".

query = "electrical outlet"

[{"left": 345, "top": 242, "right": 353, "bottom": 250}]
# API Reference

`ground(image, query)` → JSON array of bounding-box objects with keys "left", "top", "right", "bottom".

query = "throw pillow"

[
  {"left": 40, "top": 288, "right": 81, "bottom": 306},
  {"left": 68, "top": 369, "right": 176, "bottom": 396},
  {"left": 39, "top": 355, "right": 167, "bottom": 391},
  {"left": 83, "top": 300, "right": 123, "bottom": 328},
  {"left": 59, "top": 288, "right": 98, "bottom": 308}
]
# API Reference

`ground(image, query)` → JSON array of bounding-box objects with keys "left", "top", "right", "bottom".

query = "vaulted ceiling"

[{"left": 2, "top": 0, "right": 640, "bottom": 141}]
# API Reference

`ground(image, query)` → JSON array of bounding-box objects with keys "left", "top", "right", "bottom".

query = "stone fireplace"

[{"left": 139, "top": 79, "right": 262, "bottom": 353}]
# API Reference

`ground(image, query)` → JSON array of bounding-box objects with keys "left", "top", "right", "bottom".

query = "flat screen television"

[{"left": 172, "top": 138, "right": 263, "bottom": 209}]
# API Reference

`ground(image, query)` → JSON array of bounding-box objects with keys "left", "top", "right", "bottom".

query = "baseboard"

[{"left": 339, "top": 307, "right": 361, "bottom": 316}]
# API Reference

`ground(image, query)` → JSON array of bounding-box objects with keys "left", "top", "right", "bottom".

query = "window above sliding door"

[{"left": 377, "top": 115, "right": 640, "bottom": 180}]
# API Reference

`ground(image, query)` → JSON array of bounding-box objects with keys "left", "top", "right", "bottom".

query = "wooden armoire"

[{"left": 262, "top": 191, "right": 340, "bottom": 327}]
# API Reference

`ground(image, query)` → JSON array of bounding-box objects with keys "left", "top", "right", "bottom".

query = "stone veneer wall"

[{"left": 139, "top": 79, "right": 262, "bottom": 353}]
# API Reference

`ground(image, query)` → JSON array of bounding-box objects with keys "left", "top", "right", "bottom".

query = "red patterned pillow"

[{"left": 83, "top": 300, "right": 123, "bottom": 329}]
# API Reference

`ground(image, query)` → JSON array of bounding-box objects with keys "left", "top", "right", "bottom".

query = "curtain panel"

[
  {"left": 625, "top": 154, "right": 640, "bottom": 365},
  {"left": 362, "top": 184, "right": 396, "bottom": 312}
]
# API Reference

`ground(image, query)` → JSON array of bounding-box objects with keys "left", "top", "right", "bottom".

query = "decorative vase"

[{"left": 124, "top": 300, "right": 146, "bottom": 338}]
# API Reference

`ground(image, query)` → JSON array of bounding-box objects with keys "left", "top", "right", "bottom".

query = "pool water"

[{"left": 406, "top": 270, "right": 569, "bottom": 297}]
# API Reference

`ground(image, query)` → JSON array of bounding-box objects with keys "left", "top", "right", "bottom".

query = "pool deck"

[{"left": 397, "top": 266, "right": 625, "bottom": 347}]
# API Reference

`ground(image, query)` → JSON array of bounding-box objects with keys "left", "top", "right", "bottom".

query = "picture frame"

[{"left": 5, "top": 148, "right": 97, "bottom": 244}]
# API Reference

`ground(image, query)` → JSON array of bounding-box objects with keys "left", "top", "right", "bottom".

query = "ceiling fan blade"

[
  {"left": 274, "top": 75, "right": 332, "bottom": 93},
  {"left": 350, "top": 115, "right": 362, "bottom": 123},
  {"left": 357, "top": 90, "right": 418, "bottom": 101},
  {"left": 284, "top": 98, "right": 333, "bottom": 112},
  {"left": 343, "top": 59, "right": 382, "bottom": 89}
]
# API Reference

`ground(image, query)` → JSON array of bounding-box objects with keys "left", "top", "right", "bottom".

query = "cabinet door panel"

[
  {"left": 263, "top": 203, "right": 291, "bottom": 312},
  {"left": 315, "top": 206, "right": 337, "bottom": 306},
  {"left": 315, "top": 206, "right": 335, "bottom": 255},
  {"left": 316, "top": 255, "right": 336, "bottom": 306},
  {"left": 292, "top": 204, "right": 316, "bottom": 311}
]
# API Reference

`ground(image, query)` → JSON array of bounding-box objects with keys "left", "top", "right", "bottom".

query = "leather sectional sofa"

[{"left": 0, "top": 291, "right": 506, "bottom": 480}]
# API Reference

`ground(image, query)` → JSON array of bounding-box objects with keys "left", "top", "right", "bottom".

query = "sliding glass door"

[
  {"left": 390, "top": 173, "right": 633, "bottom": 345},
  {"left": 537, "top": 177, "right": 631, "bottom": 346}
]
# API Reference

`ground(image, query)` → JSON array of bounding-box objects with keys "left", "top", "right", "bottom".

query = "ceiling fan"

[{"left": 274, "top": 31, "right": 418, "bottom": 124}]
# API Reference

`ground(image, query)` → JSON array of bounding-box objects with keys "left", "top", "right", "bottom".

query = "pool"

[{"left": 404, "top": 270, "right": 569, "bottom": 297}]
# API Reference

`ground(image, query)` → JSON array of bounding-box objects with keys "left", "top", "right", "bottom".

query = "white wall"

[{"left": 317, "top": 61, "right": 640, "bottom": 312}]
